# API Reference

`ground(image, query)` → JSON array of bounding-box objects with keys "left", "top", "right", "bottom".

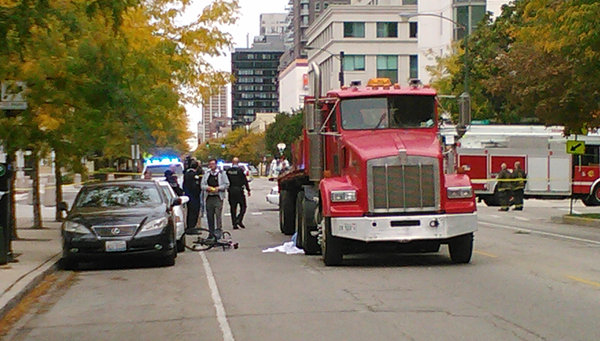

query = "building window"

[
  {"left": 409, "top": 55, "right": 418, "bottom": 79},
  {"left": 376, "top": 22, "right": 398, "bottom": 38},
  {"left": 315, "top": 2, "right": 320, "bottom": 11},
  {"left": 454, "top": 1, "right": 486, "bottom": 39},
  {"left": 403, "top": 0, "right": 417, "bottom": 4},
  {"left": 343, "top": 55, "right": 365, "bottom": 71},
  {"left": 376, "top": 55, "right": 398, "bottom": 83},
  {"left": 409, "top": 22, "right": 417, "bottom": 38},
  {"left": 343, "top": 22, "right": 365, "bottom": 38}
]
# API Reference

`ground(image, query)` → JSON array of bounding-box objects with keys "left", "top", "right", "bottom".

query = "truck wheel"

[
  {"left": 279, "top": 190, "right": 296, "bottom": 235},
  {"left": 301, "top": 194, "right": 320, "bottom": 255},
  {"left": 322, "top": 217, "right": 343, "bottom": 266},
  {"left": 449, "top": 233, "right": 473, "bottom": 264},
  {"left": 295, "top": 191, "right": 304, "bottom": 248},
  {"left": 583, "top": 185, "right": 600, "bottom": 206}
]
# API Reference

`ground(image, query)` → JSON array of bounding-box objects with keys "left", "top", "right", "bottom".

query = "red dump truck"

[{"left": 277, "top": 64, "right": 477, "bottom": 266}]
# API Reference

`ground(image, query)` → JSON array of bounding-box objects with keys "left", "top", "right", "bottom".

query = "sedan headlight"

[
  {"left": 447, "top": 186, "right": 473, "bottom": 199},
  {"left": 62, "top": 221, "right": 90, "bottom": 234},
  {"left": 140, "top": 217, "right": 168, "bottom": 233},
  {"left": 331, "top": 190, "right": 357, "bottom": 203}
]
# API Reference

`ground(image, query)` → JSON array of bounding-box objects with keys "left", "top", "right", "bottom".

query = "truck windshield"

[{"left": 340, "top": 95, "right": 435, "bottom": 130}]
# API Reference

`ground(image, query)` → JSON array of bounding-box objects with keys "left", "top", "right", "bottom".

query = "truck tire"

[
  {"left": 449, "top": 233, "right": 473, "bottom": 264},
  {"left": 583, "top": 184, "right": 600, "bottom": 206},
  {"left": 279, "top": 190, "right": 296, "bottom": 235},
  {"left": 322, "top": 217, "right": 343, "bottom": 266},
  {"left": 295, "top": 191, "right": 304, "bottom": 248},
  {"left": 301, "top": 194, "right": 320, "bottom": 255}
]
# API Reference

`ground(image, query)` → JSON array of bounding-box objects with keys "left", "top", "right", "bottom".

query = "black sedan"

[{"left": 59, "top": 180, "right": 184, "bottom": 269}]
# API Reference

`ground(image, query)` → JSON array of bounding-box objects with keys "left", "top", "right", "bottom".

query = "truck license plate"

[{"left": 105, "top": 240, "right": 126, "bottom": 252}]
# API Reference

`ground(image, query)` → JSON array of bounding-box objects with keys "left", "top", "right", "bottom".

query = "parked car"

[
  {"left": 157, "top": 180, "right": 189, "bottom": 252},
  {"left": 59, "top": 180, "right": 184, "bottom": 269},
  {"left": 219, "top": 162, "right": 254, "bottom": 182},
  {"left": 248, "top": 164, "right": 259, "bottom": 176},
  {"left": 266, "top": 186, "right": 279, "bottom": 205}
]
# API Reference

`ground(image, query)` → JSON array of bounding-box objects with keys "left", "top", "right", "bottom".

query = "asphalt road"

[{"left": 5, "top": 178, "right": 600, "bottom": 341}]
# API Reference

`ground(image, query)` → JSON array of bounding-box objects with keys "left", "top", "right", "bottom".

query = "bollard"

[{"left": 43, "top": 183, "right": 56, "bottom": 207}]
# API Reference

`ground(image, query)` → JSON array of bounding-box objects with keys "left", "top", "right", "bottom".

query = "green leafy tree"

[{"left": 265, "top": 112, "right": 304, "bottom": 160}]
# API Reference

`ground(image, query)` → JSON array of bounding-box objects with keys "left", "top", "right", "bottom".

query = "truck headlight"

[
  {"left": 447, "top": 186, "right": 473, "bottom": 199},
  {"left": 331, "top": 190, "right": 357, "bottom": 202},
  {"left": 62, "top": 221, "right": 90, "bottom": 234}
]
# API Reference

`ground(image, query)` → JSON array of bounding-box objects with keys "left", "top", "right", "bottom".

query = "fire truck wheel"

[
  {"left": 449, "top": 233, "right": 473, "bottom": 264},
  {"left": 279, "top": 190, "right": 296, "bottom": 235},
  {"left": 301, "top": 195, "right": 320, "bottom": 255},
  {"left": 322, "top": 217, "right": 343, "bottom": 266},
  {"left": 295, "top": 191, "right": 305, "bottom": 248},
  {"left": 583, "top": 185, "right": 600, "bottom": 206}
]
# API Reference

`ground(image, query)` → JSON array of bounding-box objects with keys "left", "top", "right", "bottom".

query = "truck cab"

[{"left": 278, "top": 70, "right": 477, "bottom": 266}]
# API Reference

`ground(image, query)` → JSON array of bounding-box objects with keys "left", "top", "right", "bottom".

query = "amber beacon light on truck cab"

[{"left": 277, "top": 63, "right": 477, "bottom": 266}]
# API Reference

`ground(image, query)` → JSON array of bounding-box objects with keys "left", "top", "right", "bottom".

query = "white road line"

[
  {"left": 514, "top": 217, "right": 530, "bottom": 222},
  {"left": 489, "top": 215, "right": 500, "bottom": 218},
  {"left": 560, "top": 208, "right": 583, "bottom": 214},
  {"left": 251, "top": 212, "right": 263, "bottom": 216},
  {"left": 224, "top": 213, "right": 231, "bottom": 216},
  {"left": 479, "top": 221, "right": 600, "bottom": 245},
  {"left": 200, "top": 251, "right": 235, "bottom": 341}
]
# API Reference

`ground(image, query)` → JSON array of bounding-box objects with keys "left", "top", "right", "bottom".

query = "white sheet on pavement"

[{"left": 262, "top": 241, "right": 305, "bottom": 255}]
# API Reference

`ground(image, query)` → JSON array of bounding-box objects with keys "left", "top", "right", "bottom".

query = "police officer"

[
  {"left": 511, "top": 161, "right": 527, "bottom": 210},
  {"left": 226, "top": 157, "right": 251, "bottom": 229},
  {"left": 183, "top": 160, "right": 201, "bottom": 230},
  {"left": 164, "top": 169, "right": 183, "bottom": 196},
  {"left": 496, "top": 163, "right": 512, "bottom": 211},
  {"left": 201, "top": 159, "right": 229, "bottom": 239}
]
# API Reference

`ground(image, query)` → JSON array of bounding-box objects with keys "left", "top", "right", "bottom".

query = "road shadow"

[
  {"left": 66, "top": 256, "right": 172, "bottom": 272},
  {"left": 318, "top": 253, "right": 463, "bottom": 268}
]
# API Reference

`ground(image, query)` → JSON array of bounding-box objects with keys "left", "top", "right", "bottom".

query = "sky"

[{"left": 182, "top": 0, "right": 288, "bottom": 149}]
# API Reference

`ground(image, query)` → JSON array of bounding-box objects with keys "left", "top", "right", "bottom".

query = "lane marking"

[
  {"left": 474, "top": 250, "right": 498, "bottom": 258},
  {"left": 560, "top": 208, "right": 582, "bottom": 215},
  {"left": 514, "top": 217, "right": 530, "bottom": 222},
  {"left": 479, "top": 221, "right": 600, "bottom": 245},
  {"left": 200, "top": 251, "right": 235, "bottom": 341},
  {"left": 566, "top": 275, "right": 600, "bottom": 288},
  {"left": 489, "top": 215, "right": 500, "bottom": 218},
  {"left": 224, "top": 213, "right": 231, "bottom": 216},
  {"left": 251, "top": 212, "right": 263, "bottom": 216}
]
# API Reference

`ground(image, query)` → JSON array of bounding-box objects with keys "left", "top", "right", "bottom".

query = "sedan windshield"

[
  {"left": 341, "top": 95, "right": 435, "bottom": 130},
  {"left": 74, "top": 184, "right": 163, "bottom": 208}
]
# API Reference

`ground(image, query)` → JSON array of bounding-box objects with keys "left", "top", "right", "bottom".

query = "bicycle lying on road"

[{"left": 184, "top": 228, "right": 239, "bottom": 251}]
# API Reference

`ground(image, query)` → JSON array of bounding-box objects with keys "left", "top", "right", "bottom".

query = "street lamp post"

[
  {"left": 399, "top": 13, "right": 471, "bottom": 136},
  {"left": 305, "top": 46, "right": 345, "bottom": 88}
]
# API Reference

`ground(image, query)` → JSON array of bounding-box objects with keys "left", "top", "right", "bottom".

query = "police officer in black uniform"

[
  {"left": 226, "top": 157, "right": 251, "bottom": 229},
  {"left": 165, "top": 169, "right": 183, "bottom": 196},
  {"left": 183, "top": 160, "right": 202, "bottom": 230}
]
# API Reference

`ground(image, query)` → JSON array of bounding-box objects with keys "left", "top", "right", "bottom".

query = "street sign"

[
  {"left": 1, "top": 80, "right": 27, "bottom": 111},
  {"left": 567, "top": 140, "right": 585, "bottom": 155}
]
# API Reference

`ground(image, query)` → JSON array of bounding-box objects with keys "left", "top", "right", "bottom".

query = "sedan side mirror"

[
  {"left": 171, "top": 196, "right": 189, "bottom": 207},
  {"left": 58, "top": 201, "right": 69, "bottom": 212}
]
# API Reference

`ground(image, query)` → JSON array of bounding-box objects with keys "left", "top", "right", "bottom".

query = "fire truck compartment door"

[
  {"left": 549, "top": 157, "right": 570, "bottom": 192},
  {"left": 527, "top": 157, "right": 548, "bottom": 191}
]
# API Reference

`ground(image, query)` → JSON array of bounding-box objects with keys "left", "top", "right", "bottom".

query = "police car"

[{"left": 142, "top": 157, "right": 184, "bottom": 184}]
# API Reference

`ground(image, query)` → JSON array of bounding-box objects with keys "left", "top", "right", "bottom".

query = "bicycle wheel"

[{"left": 185, "top": 228, "right": 217, "bottom": 251}]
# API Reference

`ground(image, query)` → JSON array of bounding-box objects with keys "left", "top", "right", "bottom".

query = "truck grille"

[{"left": 368, "top": 156, "right": 439, "bottom": 213}]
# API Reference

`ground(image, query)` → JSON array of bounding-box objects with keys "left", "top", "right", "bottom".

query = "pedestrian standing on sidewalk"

[
  {"left": 183, "top": 160, "right": 201, "bottom": 230},
  {"left": 497, "top": 163, "right": 512, "bottom": 211},
  {"left": 226, "top": 157, "right": 251, "bottom": 229},
  {"left": 511, "top": 161, "right": 527, "bottom": 211},
  {"left": 201, "top": 159, "right": 229, "bottom": 239}
]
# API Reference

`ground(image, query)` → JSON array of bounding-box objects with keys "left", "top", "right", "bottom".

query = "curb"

[
  {"left": 0, "top": 253, "right": 61, "bottom": 320},
  {"left": 552, "top": 215, "right": 600, "bottom": 228}
]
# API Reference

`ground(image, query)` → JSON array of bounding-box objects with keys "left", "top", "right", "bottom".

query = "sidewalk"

[{"left": 0, "top": 206, "right": 62, "bottom": 320}]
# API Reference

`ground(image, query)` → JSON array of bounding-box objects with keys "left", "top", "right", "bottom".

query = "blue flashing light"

[{"left": 144, "top": 156, "right": 181, "bottom": 166}]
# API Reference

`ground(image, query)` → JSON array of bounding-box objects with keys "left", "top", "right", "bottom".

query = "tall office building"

[
  {"left": 231, "top": 35, "right": 285, "bottom": 129},
  {"left": 200, "top": 85, "right": 230, "bottom": 142},
  {"left": 279, "top": 0, "right": 351, "bottom": 71},
  {"left": 260, "top": 13, "right": 287, "bottom": 36}
]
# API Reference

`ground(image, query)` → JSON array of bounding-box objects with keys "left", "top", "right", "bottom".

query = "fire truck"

[
  {"left": 277, "top": 64, "right": 477, "bottom": 266},
  {"left": 450, "top": 125, "right": 600, "bottom": 206}
]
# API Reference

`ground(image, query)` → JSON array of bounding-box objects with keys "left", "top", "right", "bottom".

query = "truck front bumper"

[{"left": 331, "top": 213, "right": 477, "bottom": 242}]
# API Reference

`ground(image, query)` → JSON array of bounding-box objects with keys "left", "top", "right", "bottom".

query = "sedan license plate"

[{"left": 105, "top": 240, "right": 127, "bottom": 252}]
